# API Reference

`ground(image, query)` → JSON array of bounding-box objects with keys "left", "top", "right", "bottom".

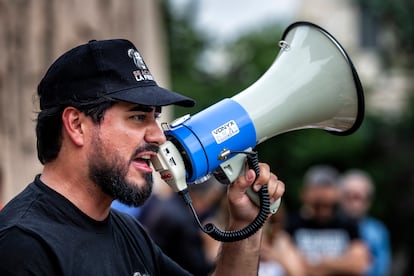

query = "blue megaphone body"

[{"left": 165, "top": 98, "right": 257, "bottom": 184}]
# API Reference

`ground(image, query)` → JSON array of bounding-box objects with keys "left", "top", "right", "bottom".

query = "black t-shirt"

[
  {"left": 139, "top": 195, "right": 214, "bottom": 275},
  {"left": 286, "top": 211, "right": 360, "bottom": 264},
  {"left": 0, "top": 175, "right": 191, "bottom": 276}
]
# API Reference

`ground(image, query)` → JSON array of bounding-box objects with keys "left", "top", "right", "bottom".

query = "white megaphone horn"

[
  {"left": 235, "top": 22, "right": 364, "bottom": 143},
  {"left": 151, "top": 21, "right": 364, "bottom": 242}
]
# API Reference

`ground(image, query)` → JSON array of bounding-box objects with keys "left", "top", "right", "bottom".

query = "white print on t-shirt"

[
  {"left": 133, "top": 272, "right": 150, "bottom": 276},
  {"left": 295, "top": 228, "right": 350, "bottom": 264}
]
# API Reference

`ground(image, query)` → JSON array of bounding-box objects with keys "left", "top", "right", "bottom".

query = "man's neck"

[{"left": 41, "top": 163, "right": 112, "bottom": 221}]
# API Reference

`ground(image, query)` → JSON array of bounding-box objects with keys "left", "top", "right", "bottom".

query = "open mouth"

[
  {"left": 138, "top": 155, "right": 151, "bottom": 165},
  {"left": 132, "top": 153, "right": 155, "bottom": 173}
]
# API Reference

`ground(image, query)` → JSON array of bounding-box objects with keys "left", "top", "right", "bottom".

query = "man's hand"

[
  {"left": 213, "top": 162, "right": 285, "bottom": 276},
  {"left": 227, "top": 163, "right": 285, "bottom": 229}
]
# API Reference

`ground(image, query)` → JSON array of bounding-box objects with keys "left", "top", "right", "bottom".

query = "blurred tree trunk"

[{"left": 0, "top": 0, "right": 170, "bottom": 202}]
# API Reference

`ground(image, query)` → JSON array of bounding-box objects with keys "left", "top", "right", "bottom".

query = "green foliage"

[
  {"left": 161, "top": 1, "right": 284, "bottom": 116},
  {"left": 355, "top": 0, "right": 414, "bottom": 68},
  {"left": 161, "top": 0, "right": 216, "bottom": 114}
]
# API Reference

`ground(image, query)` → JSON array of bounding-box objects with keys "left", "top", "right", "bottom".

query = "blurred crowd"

[{"left": 112, "top": 165, "right": 391, "bottom": 276}]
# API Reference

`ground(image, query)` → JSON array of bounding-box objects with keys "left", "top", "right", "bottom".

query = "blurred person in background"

[
  {"left": 259, "top": 203, "right": 305, "bottom": 276},
  {"left": 286, "top": 165, "right": 370, "bottom": 275},
  {"left": 339, "top": 169, "right": 391, "bottom": 276},
  {"left": 111, "top": 199, "right": 141, "bottom": 218}
]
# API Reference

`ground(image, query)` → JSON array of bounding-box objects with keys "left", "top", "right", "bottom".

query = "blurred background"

[{"left": 0, "top": 0, "right": 412, "bottom": 274}]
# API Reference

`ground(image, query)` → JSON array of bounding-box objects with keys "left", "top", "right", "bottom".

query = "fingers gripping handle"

[
  {"left": 220, "top": 151, "right": 281, "bottom": 214},
  {"left": 201, "top": 152, "right": 271, "bottom": 242},
  {"left": 245, "top": 152, "right": 281, "bottom": 215},
  {"left": 247, "top": 188, "right": 282, "bottom": 214}
]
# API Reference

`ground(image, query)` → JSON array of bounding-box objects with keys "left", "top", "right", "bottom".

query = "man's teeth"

[{"left": 140, "top": 155, "right": 151, "bottom": 160}]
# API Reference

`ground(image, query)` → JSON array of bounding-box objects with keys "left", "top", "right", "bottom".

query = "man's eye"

[{"left": 132, "top": 114, "right": 146, "bottom": 121}]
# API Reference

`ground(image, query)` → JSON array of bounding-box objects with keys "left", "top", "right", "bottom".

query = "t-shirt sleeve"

[{"left": 0, "top": 227, "right": 61, "bottom": 275}]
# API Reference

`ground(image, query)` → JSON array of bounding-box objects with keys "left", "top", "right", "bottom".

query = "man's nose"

[{"left": 145, "top": 121, "right": 167, "bottom": 146}]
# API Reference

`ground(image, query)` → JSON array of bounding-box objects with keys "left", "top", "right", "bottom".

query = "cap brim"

[{"left": 108, "top": 85, "right": 195, "bottom": 107}]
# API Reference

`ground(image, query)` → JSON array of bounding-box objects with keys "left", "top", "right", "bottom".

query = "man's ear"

[{"left": 61, "top": 107, "right": 86, "bottom": 146}]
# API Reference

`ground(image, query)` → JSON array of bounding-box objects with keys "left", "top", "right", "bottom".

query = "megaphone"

[{"left": 151, "top": 21, "right": 364, "bottom": 241}]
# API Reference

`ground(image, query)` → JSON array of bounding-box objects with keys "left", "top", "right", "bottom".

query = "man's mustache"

[{"left": 131, "top": 144, "right": 159, "bottom": 160}]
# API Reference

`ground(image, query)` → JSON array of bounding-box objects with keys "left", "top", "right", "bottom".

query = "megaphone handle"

[
  {"left": 181, "top": 152, "right": 271, "bottom": 242},
  {"left": 244, "top": 152, "right": 281, "bottom": 214}
]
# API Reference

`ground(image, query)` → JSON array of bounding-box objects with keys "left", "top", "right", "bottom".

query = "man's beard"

[{"left": 88, "top": 135, "right": 157, "bottom": 207}]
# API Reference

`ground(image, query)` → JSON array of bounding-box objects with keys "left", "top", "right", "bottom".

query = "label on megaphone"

[{"left": 211, "top": 120, "right": 240, "bottom": 144}]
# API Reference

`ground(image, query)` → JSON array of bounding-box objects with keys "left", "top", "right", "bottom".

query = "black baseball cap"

[{"left": 38, "top": 39, "right": 195, "bottom": 110}]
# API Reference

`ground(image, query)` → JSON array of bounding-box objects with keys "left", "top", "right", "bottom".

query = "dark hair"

[{"left": 36, "top": 97, "right": 116, "bottom": 164}]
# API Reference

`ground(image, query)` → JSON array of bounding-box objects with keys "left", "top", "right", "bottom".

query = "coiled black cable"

[{"left": 179, "top": 151, "right": 271, "bottom": 242}]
